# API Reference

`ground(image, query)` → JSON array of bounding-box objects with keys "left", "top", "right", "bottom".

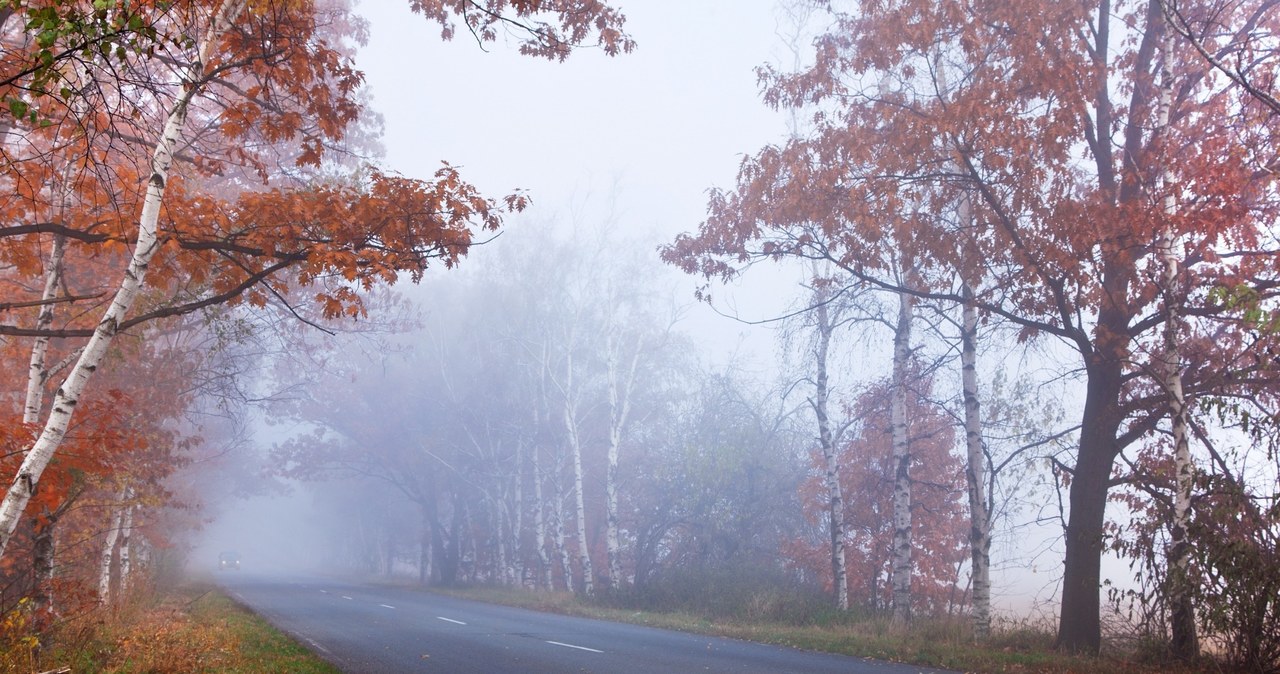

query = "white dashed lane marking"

[
  {"left": 546, "top": 640, "right": 603, "bottom": 653},
  {"left": 436, "top": 616, "right": 467, "bottom": 625}
]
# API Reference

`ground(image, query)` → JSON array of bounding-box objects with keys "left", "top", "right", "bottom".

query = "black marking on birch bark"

[{"left": 150, "top": 173, "right": 165, "bottom": 189}]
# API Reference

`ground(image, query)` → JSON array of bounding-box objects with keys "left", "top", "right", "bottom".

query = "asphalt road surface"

[{"left": 217, "top": 572, "right": 954, "bottom": 674}]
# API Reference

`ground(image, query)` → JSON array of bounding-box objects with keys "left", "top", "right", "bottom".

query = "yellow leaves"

[{"left": 0, "top": 598, "right": 39, "bottom": 674}]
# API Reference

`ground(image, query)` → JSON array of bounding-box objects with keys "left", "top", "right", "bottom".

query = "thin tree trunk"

[
  {"left": 118, "top": 500, "right": 135, "bottom": 593},
  {"left": 552, "top": 467, "right": 573, "bottom": 592},
  {"left": 561, "top": 354, "right": 594, "bottom": 596},
  {"left": 23, "top": 235, "right": 67, "bottom": 425},
  {"left": 811, "top": 287, "right": 849, "bottom": 611},
  {"left": 1153, "top": 16, "right": 1198, "bottom": 658},
  {"left": 419, "top": 513, "right": 431, "bottom": 586},
  {"left": 961, "top": 282, "right": 992, "bottom": 639},
  {"left": 32, "top": 513, "right": 57, "bottom": 620},
  {"left": 890, "top": 285, "right": 914, "bottom": 626},
  {"left": 568, "top": 425, "right": 593, "bottom": 596},
  {"left": 494, "top": 494, "right": 510, "bottom": 585},
  {"left": 512, "top": 438, "right": 525, "bottom": 587},
  {"left": 98, "top": 505, "right": 124, "bottom": 602},
  {"left": 604, "top": 331, "right": 641, "bottom": 593},
  {"left": 0, "top": 0, "right": 248, "bottom": 559},
  {"left": 533, "top": 442, "right": 553, "bottom": 590},
  {"left": 532, "top": 352, "right": 554, "bottom": 590}
]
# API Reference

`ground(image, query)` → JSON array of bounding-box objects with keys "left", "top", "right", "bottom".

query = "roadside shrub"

[
  {"left": 619, "top": 565, "right": 830, "bottom": 624},
  {"left": 1189, "top": 476, "right": 1280, "bottom": 673}
]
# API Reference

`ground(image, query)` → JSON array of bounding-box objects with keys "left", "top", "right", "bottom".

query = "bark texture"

[
  {"left": 961, "top": 283, "right": 991, "bottom": 639},
  {"left": 811, "top": 287, "right": 849, "bottom": 611},
  {"left": 890, "top": 286, "right": 914, "bottom": 625},
  {"left": 98, "top": 504, "right": 124, "bottom": 602}
]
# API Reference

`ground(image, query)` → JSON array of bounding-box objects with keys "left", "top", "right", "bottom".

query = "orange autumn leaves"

[
  {"left": 155, "top": 165, "right": 515, "bottom": 321},
  {"left": 0, "top": 1, "right": 524, "bottom": 336}
]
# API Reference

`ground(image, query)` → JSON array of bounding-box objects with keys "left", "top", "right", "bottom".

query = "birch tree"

[
  {"left": 959, "top": 280, "right": 992, "bottom": 639},
  {"left": 889, "top": 283, "right": 914, "bottom": 626},
  {"left": 1153, "top": 18, "right": 1197, "bottom": 658},
  {"left": 556, "top": 331, "right": 595, "bottom": 595},
  {"left": 97, "top": 497, "right": 125, "bottom": 603},
  {"left": 799, "top": 280, "right": 856, "bottom": 612},
  {"left": 602, "top": 326, "right": 641, "bottom": 592}
]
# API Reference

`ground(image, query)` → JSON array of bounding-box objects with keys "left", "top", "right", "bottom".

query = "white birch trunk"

[
  {"left": 98, "top": 500, "right": 125, "bottom": 602},
  {"left": 1154, "top": 19, "right": 1198, "bottom": 658},
  {"left": 961, "top": 281, "right": 992, "bottom": 639},
  {"left": 0, "top": 0, "right": 248, "bottom": 559},
  {"left": 562, "top": 359, "right": 594, "bottom": 595},
  {"left": 889, "top": 286, "right": 914, "bottom": 626},
  {"left": 604, "top": 331, "right": 641, "bottom": 592},
  {"left": 118, "top": 502, "right": 135, "bottom": 593},
  {"left": 23, "top": 234, "right": 67, "bottom": 425},
  {"left": 811, "top": 289, "right": 849, "bottom": 611}
]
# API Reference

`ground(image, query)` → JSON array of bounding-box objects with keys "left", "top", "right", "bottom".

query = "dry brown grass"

[{"left": 1, "top": 584, "right": 338, "bottom": 674}]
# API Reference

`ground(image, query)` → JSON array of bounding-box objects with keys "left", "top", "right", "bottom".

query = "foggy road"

[{"left": 217, "top": 573, "right": 953, "bottom": 674}]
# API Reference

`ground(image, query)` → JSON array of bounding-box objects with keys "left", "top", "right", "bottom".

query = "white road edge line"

[
  {"left": 380, "top": 604, "right": 396, "bottom": 609},
  {"left": 436, "top": 616, "right": 467, "bottom": 625},
  {"left": 545, "top": 640, "right": 603, "bottom": 654},
  {"left": 304, "top": 637, "right": 331, "bottom": 655}
]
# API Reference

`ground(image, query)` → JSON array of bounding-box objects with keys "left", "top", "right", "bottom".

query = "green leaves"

[
  {"left": 5, "top": 96, "right": 26, "bottom": 120},
  {"left": 3, "top": 1, "right": 166, "bottom": 123}
]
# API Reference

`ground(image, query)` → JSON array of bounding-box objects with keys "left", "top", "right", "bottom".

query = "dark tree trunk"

[
  {"left": 32, "top": 516, "right": 56, "bottom": 623},
  {"left": 1056, "top": 356, "right": 1125, "bottom": 654}
]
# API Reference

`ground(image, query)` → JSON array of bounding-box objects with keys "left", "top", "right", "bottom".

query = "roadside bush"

[
  {"left": 617, "top": 566, "right": 831, "bottom": 624},
  {"left": 1111, "top": 462, "right": 1280, "bottom": 673},
  {"left": 1189, "top": 476, "right": 1280, "bottom": 674}
]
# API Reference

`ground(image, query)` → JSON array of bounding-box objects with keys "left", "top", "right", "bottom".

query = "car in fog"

[{"left": 218, "top": 551, "right": 241, "bottom": 570}]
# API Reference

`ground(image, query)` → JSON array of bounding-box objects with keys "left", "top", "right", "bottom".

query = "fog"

[
  {"left": 180, "top": 0, "right": 1165, "bottom": 632},
  {"left": 185, "top": 216, "right": 1080, "bottom": 627}
]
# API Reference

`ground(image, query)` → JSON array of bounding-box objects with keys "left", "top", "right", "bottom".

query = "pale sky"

[
  {"left": 356, "top": 0, "right": 804, "bottom": 368},
  {"left": 358, "top": 0, "right": 788, "bottom": 237}
]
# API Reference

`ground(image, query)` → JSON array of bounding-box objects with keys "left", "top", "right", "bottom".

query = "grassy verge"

[
  {"left": 28, "top": 584, "right": 340, "bottom": 674},
  {"left": 429, "top": 585, "right": 1204, "bottom": 674}
]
